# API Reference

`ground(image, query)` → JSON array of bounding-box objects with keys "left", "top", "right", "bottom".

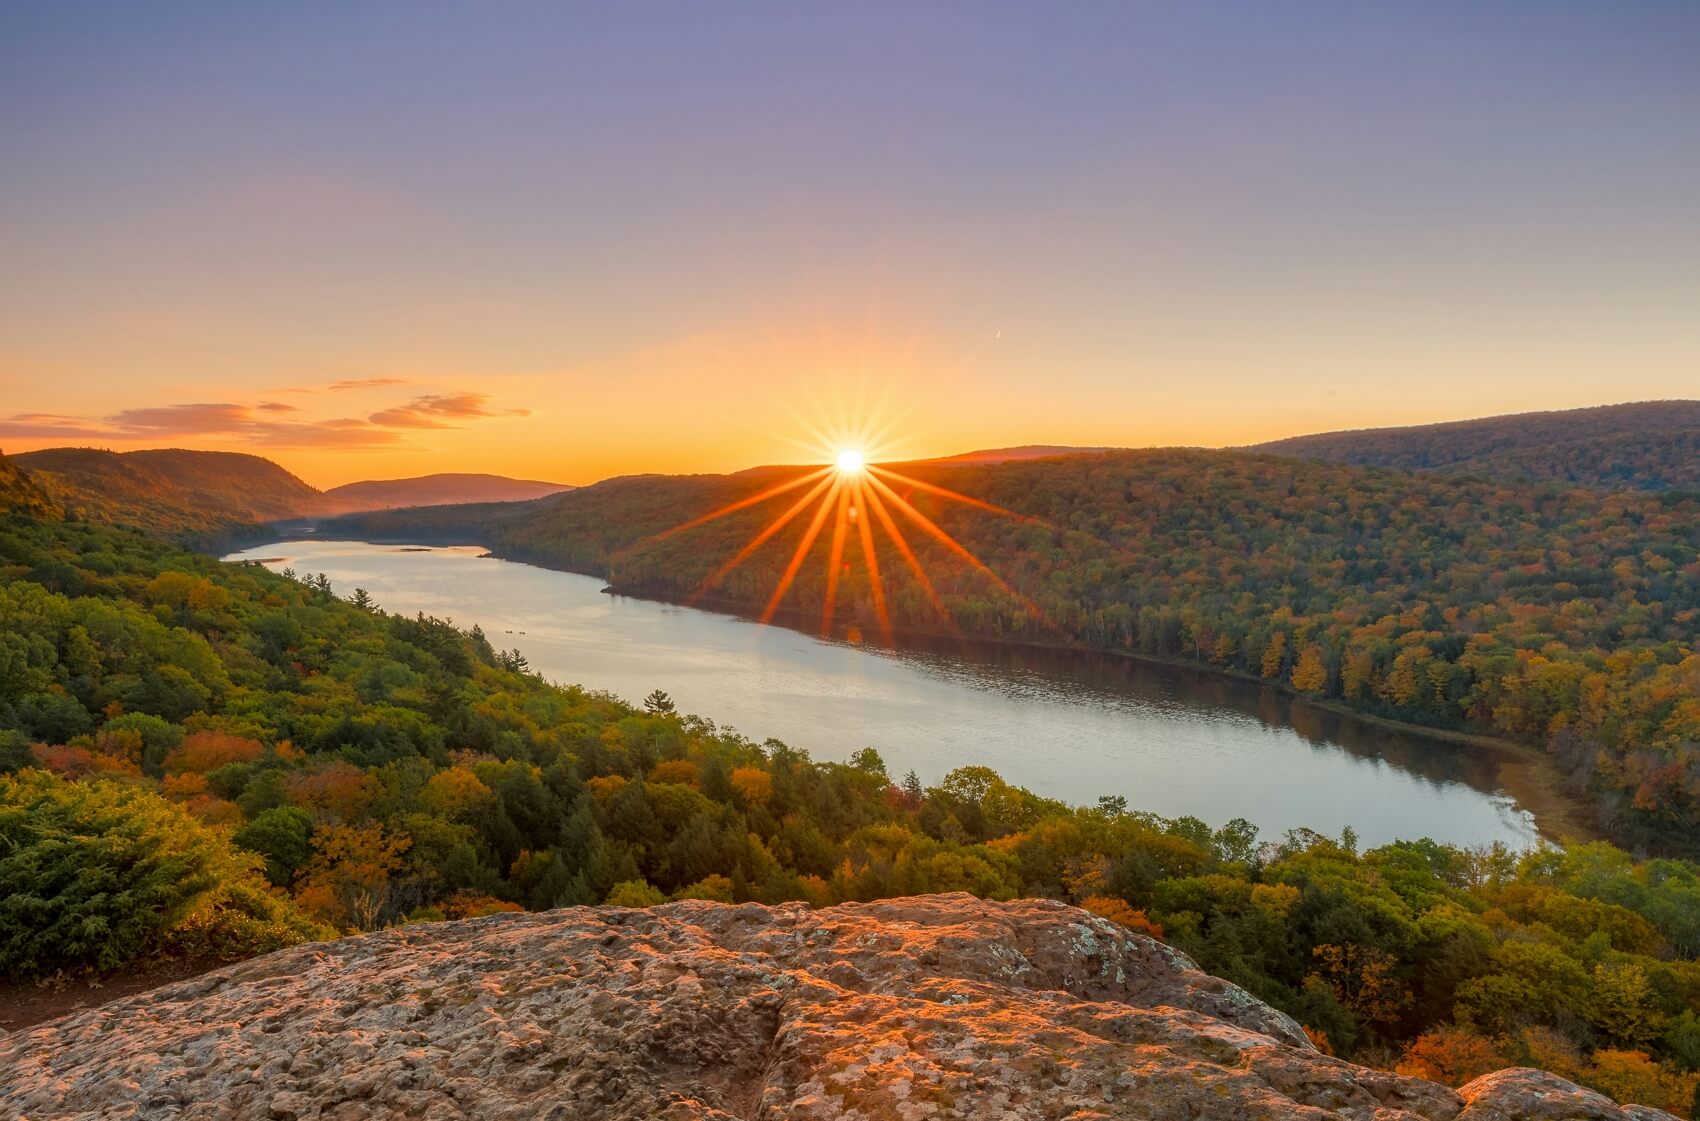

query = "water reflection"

[
  {"left": 226, "top": 540, "right": 1540, "bottom": 849},
  {"left": 886, "top": 636, "right": 1511, "bottom": 795}
]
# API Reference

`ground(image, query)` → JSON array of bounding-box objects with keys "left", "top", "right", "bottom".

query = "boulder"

[{"left": 0, "top": 894, "right": 1677, "bottom": 1120}]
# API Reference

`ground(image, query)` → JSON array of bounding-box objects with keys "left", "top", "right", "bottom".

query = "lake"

[{"left": 225, "top": 539, "right": 1542, "bottom": 849}]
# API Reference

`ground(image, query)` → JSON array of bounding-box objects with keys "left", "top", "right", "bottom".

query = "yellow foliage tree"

[
  {"left": 1291, "top": 643, "right": 1329, "bottom": 694},
  {"left": 730, "top": 766, "right": 773, "bottom": 806},
  {"left": 1080, "top": 895, "right": 1164, "bottom": 939},
  {"left": 420, "top": 767, "right": 494, "bottom": 820},
  {"left": 294, "top": 824, "right": 411, "bottom": 932}
]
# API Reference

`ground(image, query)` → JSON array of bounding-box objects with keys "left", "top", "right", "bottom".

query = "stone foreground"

[{"left": 0, "top": 894, "right": 1678, "bottom": 1120}]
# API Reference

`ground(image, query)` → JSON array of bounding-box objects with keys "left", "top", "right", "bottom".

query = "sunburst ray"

[
  {"left": 860, "top": 475, "right": 954, "bottom": 629},
  {"left": 851, "top": 477, "right": 893, "bottom": 644},
  {"left": 818, "top": 483, "right": 853, "bottom": 635},
  {"left": 655, "top": 466, "right": 832, "bottom": 542},
  {"left": 690, "top": 471, "right": 837, "bottom": 603},
  {"left": 867, "top": 465, "right": 1038, "bottom": 523},
  {"left": 864, "top": 472, "right": 1048, "bottom": 626},
  {"left": 649, "top": 420, "right": 1042, "bottom": 645},
  {"left": 761, "top": 476, "right": 844, "bottom": 623}
]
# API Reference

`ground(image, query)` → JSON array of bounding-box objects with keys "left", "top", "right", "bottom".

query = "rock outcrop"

[{"left": 0, "top": 894, "right": 1677, "bottom": 1120}]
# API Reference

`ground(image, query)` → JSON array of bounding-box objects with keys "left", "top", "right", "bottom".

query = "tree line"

[
  {"left": 2, "top": 500, "right": 1699, "bottom": 1114},
  {"left": 336, "top": 450, "right": 1700, "bottom": 855}
]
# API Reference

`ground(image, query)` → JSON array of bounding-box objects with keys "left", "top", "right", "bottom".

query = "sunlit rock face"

[{"left": 0, "top": 894, "right": 1677, "bottom": 1120}]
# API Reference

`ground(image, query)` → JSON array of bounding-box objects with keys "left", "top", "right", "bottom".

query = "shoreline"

[{"left": 246, "top": 527, "right": 1601, "bottom": 849}]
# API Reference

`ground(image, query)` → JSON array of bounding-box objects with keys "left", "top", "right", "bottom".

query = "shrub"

[
  {"left": 232, "top": 806, "right": 316, "bottom": 886},
  {"left": 606, "top": 880, "right": 666, "bottom": 907},
  {"left": 0, "top": 769, "right": 325, "bottom": 977}
]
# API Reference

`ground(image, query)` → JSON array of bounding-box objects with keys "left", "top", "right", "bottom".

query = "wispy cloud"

[
  {"left": 249, "top": 421, "right": 402, "bottom": 448},
  {"left": 108, "top": 402, "right": 254, "bottom": 435},
  {"left": 0, "top": 414, "right": 122, "bottom": 440},
  {"left": 327, "top": 377, "right": 408, "bottom": 392},
  {"left": 369, "top": 392, "right": 530, "bottom": 429},
  {"left": 3, "top": 388, "right": 524, "bottom": 450}
]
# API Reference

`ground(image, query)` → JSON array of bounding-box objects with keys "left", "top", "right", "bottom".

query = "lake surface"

[{"left": 226, "top": 539, "right": 1541, "bottom": 849}]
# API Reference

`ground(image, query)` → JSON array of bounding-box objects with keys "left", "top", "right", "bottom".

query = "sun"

[{"left": 645, "top": 430, "right": 1048, "bottom": 648}]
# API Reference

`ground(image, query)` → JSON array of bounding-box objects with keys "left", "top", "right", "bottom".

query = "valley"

[{"left": 226, "top": 537, "right": 1545, "bottom": 848}]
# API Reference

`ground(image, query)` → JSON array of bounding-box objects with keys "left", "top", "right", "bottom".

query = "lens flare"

[{"left": 641, "top": 430, "right": 1051, "bottom": 644}]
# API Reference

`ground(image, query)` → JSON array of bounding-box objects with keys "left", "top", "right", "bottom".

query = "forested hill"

[
  {"left": 326, "top": 448, "right": 1700, "bottom": 854},
  {"left": 10, "top": 447, "right": 321, "bottom": 544},
  {"left": 1252, "top": 401, "right": 1700, "bottom": 491},
  {"left": 3, "top": 447, "right": 579, "bottom": 544},
  {"left": 0, "top": 451, "right": 60, "bottom": 521},
  {"left": 321, "top": 472, "right": 574, "bottom": 513},
  {"left": 4, "top": 466, "right": 1700, "bottom": 1109}
]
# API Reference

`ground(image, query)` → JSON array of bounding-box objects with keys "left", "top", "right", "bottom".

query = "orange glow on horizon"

[{"left": 645, "top": 418, "right": 1048, "bottom": 643}]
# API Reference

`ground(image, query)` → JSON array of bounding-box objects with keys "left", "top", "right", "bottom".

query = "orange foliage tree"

[
  {"left": 163, "top": 731, "right": 264, "bottom": 775},
  {"left": 1395, "top": 1027, "right": 1507, "bottom": 1087},
  {"left": 294, "top": 823, "right": 411, "bottom": 932}
]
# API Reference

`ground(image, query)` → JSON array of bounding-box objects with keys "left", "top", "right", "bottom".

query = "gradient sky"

[{"left": 3, "top": 2, "right": 1697, "bottom": 487}]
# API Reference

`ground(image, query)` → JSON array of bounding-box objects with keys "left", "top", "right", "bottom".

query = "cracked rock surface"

[{"left": 0, "top": 894, "right": 1677, "bottom": 1120}]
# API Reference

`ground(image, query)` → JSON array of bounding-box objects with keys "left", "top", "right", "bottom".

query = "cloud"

[
  {"left": 327, "top": 377, "right": 408, "bottom": 392},
  {"left": 5, "top": 389, "right": 523, "bottom": 451},
  {"left": 248, "top": 421, "right": 402, "bottom": 448},
  {"left": 368, "top": 405, "right": 455, "bottom": 429},
  {"left": 107, "top": 402, "right": 254, "bottom": 435},
  {"left": 369, "top": 393, "right": 530, "bottom": 428},
  {"left": 0, "top": 414, "right": 123, "bottom": 440}
]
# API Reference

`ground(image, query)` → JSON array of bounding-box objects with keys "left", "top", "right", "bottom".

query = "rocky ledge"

[{"left": 0, "top": 894, "right": 1678, "bottom": 1120}]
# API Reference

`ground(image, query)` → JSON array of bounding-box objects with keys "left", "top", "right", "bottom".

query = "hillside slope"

[
  {"left": 11, "top": 447, "right": 320, "bottom": 542},
  {"left": 322, "top": 449, "right": 1700, "bottom": 853},
  {"left": 0, "top": 895, "right": 1680, "bottom": 1120},
  {"left": 1253, "top": 401, "right": 1700, "bottom": 491},
  {"left": 930, "top": 443, "right": 1121, "bottom": 463},
  {"left": 0, "top": 451, "right": 60, "bottom": 521},
  {"left": 5, "top": 475, "right": 1699, "bottom": 1108},
  {"left": 322, "top": 471, "right": 573, "bottom": 512},
  {"left": 6, "top": 448, "right": 579, "bottom": 539}
]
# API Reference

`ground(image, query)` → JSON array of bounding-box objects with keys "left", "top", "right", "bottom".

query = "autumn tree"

[
  {"left": 1292, "top": 643, "right": 1329, "bottom": 695},
  {"left": 295, "top": 823, "right": 411, "bottom": 932},
  {"left": 1396, "top": 1027, "right": 1507, "bottom": 1087}
]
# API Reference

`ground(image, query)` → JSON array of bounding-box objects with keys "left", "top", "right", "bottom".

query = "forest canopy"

[
  {"left": 330, "top": 447, "right": 1700, "bottom": 855},
  {"left": 3, "top": 469, "right": 1700, "bottom": 1113}
]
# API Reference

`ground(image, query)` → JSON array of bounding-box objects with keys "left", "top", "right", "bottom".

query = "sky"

[{"left": 2, "top": 3, "right": 1697, "bottom": 488}]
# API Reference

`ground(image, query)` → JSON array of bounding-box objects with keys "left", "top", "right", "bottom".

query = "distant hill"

[
  {"left": 0, "top": 449, "right": 62, "bottom": 521},
  {"left": 322, "top": 472, "right": 573, "bottom": 513},
  {"left": 10, "top": 447, "right": 319, "bottom": 543},
  {"left": 322, "top": 445, "right": 1700, "bottom": 852},
  {"left": 4, "top": 449, "right": 577, "bottom": 542},
  {"left": 1252, "top": 400, "right": 1700, "bottom": 491},
  {"left": 926, "top": 445, "right": 1119, "bottom": 464}
]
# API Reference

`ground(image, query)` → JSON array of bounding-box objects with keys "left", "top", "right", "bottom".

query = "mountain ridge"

[
  {"left": 320, "top": 444, "right": 1700, "bottom": 856},
  {"left": 3, "top": 447, "right": 577, "bottom": 540},
  {"left": 1251, "top": 400, "right": 1700, "bottom": 490},
  {"left": 321, "top": 471, "right": 574, "bottom": 513}
]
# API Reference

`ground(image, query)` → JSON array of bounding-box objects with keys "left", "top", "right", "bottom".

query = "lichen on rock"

[{"left": 0, "top": 894, "right": 1678, "bottom": 1120}]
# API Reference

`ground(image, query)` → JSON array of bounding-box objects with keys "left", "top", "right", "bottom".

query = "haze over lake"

[{"left": 228, "top": 539, "right": 1540, "bottom": 849}]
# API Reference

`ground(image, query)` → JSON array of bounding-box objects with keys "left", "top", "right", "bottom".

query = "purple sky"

[{"left": 3, "top": 3, "right": 1697, "bottom": 484}]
